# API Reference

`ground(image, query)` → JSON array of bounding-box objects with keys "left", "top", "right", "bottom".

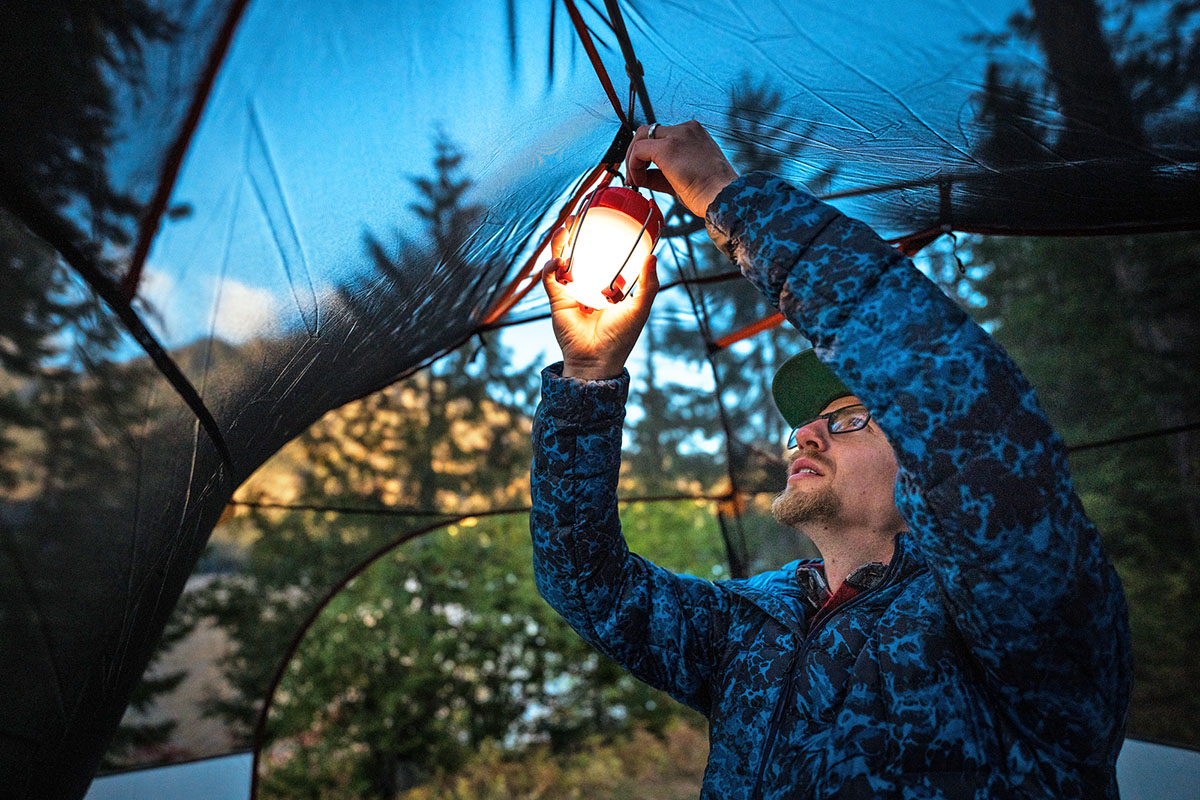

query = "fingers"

[
  {"left": 631, "top": 122, "right": 679, "bottom": 144},
  {"left": 626, "top": 123, "right": 663, "bottom": 189},
  {"left": 625, "top": 135, "right": 668, "bottom": 191},
  {"left": 624, "top": 120, "right": 739, "bottom": 216},
  {"left": 550, "top": 217, "right": 573, "bottom": 260},
  {"left": 542, "top": 256, "right": 594, "bottom": 314},
  {"left": 642, "top": 253, "right": 660, "bottom": 295}
]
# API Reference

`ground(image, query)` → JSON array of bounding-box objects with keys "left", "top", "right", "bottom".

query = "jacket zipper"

[
  {"left": 750, "top": 645, "right": 800, "bottom": 799},
  {"left": 747, "top": 553, "right": 906, "bottom": 800}
]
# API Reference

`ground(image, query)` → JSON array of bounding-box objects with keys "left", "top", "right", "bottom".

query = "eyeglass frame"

[{"left": 786, "top": 403, "right": 872, "bottom": 449}]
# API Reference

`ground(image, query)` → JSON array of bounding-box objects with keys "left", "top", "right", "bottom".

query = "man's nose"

[{"left": 792, "top": 420, "right": 828, "bottom": 452}]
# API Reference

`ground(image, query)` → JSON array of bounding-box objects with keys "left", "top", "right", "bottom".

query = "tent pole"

[{"left": 603, "top": 0, "right": 656, "bottom": 124}]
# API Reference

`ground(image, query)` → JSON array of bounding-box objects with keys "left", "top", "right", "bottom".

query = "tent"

[{"left": 2, "top": 0, "right": 1198, "bottom": 796}]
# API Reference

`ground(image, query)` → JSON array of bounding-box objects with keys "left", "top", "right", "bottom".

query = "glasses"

[{"left": 786, "top": 404, "right": 872, "bottom": 449}]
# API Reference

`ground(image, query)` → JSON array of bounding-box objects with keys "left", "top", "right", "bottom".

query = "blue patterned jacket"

[{"left": 530, "top": 172, "right": 1131, "bottom": 798}]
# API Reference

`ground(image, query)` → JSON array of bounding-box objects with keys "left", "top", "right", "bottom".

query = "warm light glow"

[{"left": 562, "top": 207, "right": 654, "bottom": 308}]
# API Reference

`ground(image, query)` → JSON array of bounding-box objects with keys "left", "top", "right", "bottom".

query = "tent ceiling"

[{"left": 2, "top": 0, "right": 1198, "bottom": 795}]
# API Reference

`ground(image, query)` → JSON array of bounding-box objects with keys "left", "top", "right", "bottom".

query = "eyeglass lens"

[{"left": 787, "top": 405, "right": 870, "bottom": 448}]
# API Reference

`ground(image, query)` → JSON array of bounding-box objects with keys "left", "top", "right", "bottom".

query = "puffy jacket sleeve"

[
  {"left": 529, "top": 362, "right": 730, "bottom": 715},
  {"left": 707, "top": 172, "right": 1131, "bottom": 764}
]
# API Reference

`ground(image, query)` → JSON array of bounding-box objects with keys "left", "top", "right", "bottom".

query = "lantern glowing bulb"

[{"left": 558, "top": 186, "right": 664, "bottom": 309}]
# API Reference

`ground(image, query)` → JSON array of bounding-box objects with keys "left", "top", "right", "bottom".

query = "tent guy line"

[{"left": 221, "top": 416, "right": 1200, "bottom": 530}]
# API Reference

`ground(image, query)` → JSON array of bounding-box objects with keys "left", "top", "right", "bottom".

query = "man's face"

[{"left": 772, "top": 396, "right": 901, "bottom": 530}]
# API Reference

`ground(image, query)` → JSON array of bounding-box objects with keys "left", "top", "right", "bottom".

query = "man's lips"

[{"left": 787, "top": 457, "right": 826, "bottom": 479}]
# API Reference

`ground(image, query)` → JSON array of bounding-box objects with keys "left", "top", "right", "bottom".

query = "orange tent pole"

[
  {"left": 711, "top": 312, "right": 786, "bottom": 350},
  {"left": 708, "top": 235, "right": 945, "bottom": 351}
]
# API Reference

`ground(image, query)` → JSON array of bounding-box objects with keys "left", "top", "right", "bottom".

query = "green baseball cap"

[{"left": 771, "top": 350, "right": 853, "bottom": 428}]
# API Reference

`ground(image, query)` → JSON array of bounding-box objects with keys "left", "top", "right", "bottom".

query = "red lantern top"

[{"left": 586, "top": 186, "right": 664, "bottom": 244}]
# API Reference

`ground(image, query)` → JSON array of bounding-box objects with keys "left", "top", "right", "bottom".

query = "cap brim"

[{"left": 772, "top": 350, "right": 853, "bottom": 428}]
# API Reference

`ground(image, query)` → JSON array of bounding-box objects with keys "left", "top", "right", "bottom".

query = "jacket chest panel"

[
  {"left": 793, "top": 607, "right": 882, "bottom": 723},
  {"left": 782, "top": 583, "right": 1001, "bottom": 777},
  {"left": 718, "top": 615, "right": 798, "bottom": 710}
]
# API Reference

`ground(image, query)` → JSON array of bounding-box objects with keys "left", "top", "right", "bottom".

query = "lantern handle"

[
  {"left": 605, "top": 201, "right": 655, "bottom": 301},
  {"left": 563, "top": 187, "right": 604, "bottom": 275}
]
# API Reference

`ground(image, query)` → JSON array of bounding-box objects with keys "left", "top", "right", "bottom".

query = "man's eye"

[{"left": 832, "top": 409, "right": 868, "bottom": 431}]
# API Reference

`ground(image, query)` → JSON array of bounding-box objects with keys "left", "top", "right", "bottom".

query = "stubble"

[{"left": 771, "top": 482, "right": 842, "bottom": 528}]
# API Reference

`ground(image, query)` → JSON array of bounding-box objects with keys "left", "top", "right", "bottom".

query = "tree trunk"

[{"left": 1029, "top": 0, "right": 1145, "bottom": 157}]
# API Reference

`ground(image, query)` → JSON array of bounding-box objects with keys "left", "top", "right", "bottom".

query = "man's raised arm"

[
  {"left": 715, "top": 170, "right": 1130, "bottom": 764},
  {"left": 628, "top": 120, "right": 1131, "bottom": 765}
]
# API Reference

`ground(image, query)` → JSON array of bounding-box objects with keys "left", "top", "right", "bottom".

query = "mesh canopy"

[{"left": 2, "top": 0, "right": 1198, "bottom": 796}]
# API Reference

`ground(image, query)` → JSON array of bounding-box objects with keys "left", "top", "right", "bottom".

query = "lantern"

[{"left": 556, "top": 186, "right": 664, "bottom": 308}]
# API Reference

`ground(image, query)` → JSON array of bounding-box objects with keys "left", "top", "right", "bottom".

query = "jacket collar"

[{"left": 793, "top": 531, "right": 923, "bottom": 611}]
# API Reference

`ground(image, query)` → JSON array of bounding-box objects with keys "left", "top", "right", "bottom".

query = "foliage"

[
  {"left": 252, "top": 502, "right": 724, "bottom": 799},
  {"left": 397, "top": 717, "right": 709, "bottom": 800},
  {"left": 190, "top": 345, "right": 539, "bottom": 737},
  {"left": 258, "top": 516, "right": 566, "bottom": 797}
]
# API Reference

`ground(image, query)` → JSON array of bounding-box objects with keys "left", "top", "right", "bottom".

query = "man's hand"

[
  {"left": 625, "top": 121, "right": 739, "bottom": 217},
  {"left": 542, "top": 222, "right": 659, "bottom": 380}
]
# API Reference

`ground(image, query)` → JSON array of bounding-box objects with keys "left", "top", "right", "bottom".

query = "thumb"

[
  {"left": 634, "top": 169, "right": 677, "bottom": 197},
  {"left": 629, "top": 254, "right": 659, "bottom": 316}
]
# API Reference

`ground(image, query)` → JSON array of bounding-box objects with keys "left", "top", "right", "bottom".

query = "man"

[{"left": 530, "top": 121, "right": 1130, "bottom": 798}]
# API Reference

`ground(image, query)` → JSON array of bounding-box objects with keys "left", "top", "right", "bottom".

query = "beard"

[{"left": 771, "top": 482, "right": 842, "bottom": 528}]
